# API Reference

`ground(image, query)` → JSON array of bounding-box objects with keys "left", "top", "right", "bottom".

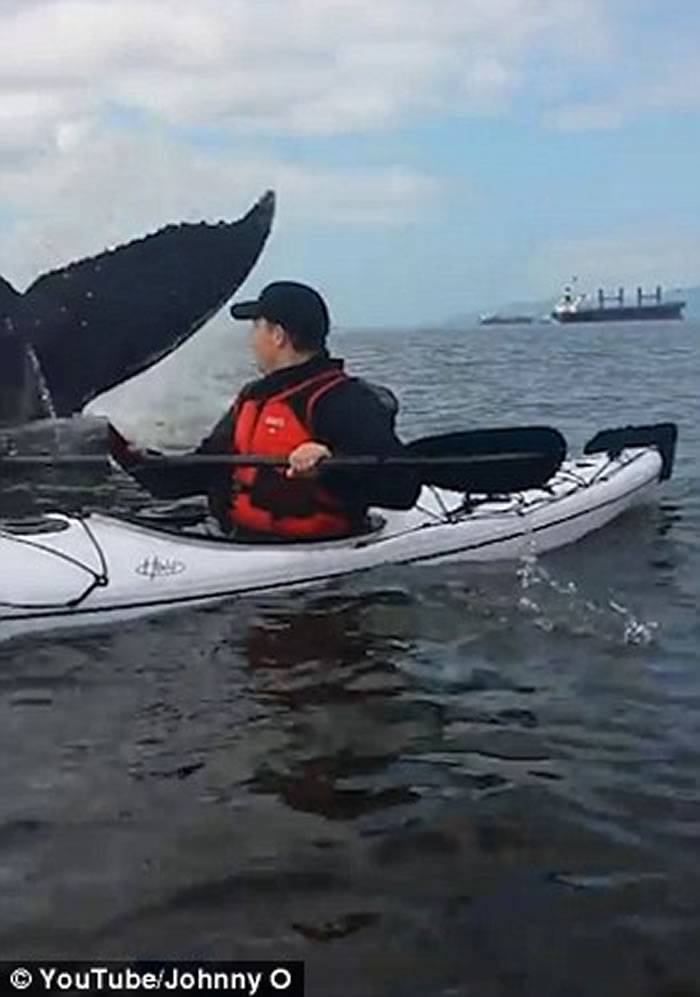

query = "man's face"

[{"left": 251, "top": 317, "right": 283, "bottom": 373}]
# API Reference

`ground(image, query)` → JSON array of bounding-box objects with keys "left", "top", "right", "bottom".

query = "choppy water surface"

[{"left": 1, "top": 319, "right": 699, "bottom": 996}]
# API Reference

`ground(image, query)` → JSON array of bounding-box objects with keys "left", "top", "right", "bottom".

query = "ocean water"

[{"left": 1, "top": 319, "right": 699, "bottom": 996}]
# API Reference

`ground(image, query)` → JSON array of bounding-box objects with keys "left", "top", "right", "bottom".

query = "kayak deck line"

[{"left": 0, "top": 444, "right": 670, "bottom": 642}]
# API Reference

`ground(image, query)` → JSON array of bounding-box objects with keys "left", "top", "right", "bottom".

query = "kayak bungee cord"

[
  {"left": 415, "top": 486, "right": 459, "bottom": 523},
  {"left": 557, "top": 452, "right": 628, "bottom": 488},
  {"left": 0, "top": 515, "right": 109, "bottom": 611},
  {"left": 586, "top": 453, "right": 620, "bottom": 485}
]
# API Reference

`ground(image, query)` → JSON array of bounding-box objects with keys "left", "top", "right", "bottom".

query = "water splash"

[
  {"left": 4, "top": 316, "right": 57, "bottom": 422},
  {"left": 608, "top": 600, "right": 659, "bottom": 647},
  {"left": 515, "top": 545, "right": 658, "bottom": 647},
  {"left": 23, "top": 342, "right": 57, "bottom": 421}
]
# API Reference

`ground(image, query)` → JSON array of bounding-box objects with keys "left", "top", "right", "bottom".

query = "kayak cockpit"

[
  {"left": 105, "top": 507, "right": 392, "bottom": 546},
  {"left": 0, "top": 515, "right": 71, "bottom": 536}
]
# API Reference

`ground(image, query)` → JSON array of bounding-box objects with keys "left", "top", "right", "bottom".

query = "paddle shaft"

[{"left": 0, "top": 450, "right": 552, "bottom": 469}]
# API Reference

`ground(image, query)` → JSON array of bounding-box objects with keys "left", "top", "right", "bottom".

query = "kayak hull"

[{"left": 0, "top": 446, "right": 663, "bottom": 642}]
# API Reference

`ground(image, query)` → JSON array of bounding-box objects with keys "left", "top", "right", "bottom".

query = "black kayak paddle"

[{"left": 1, "top": 425, "right": 566, "bottom": 494}]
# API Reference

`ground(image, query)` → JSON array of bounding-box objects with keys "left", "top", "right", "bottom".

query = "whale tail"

[
  {"left": 0, "top": 274, "right": 20, "bottom": 320},
  {"left": 1, "top": 189, "right": 275, "bottom": 421}
]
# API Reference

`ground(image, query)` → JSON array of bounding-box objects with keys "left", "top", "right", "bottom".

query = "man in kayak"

[{"left": 111, "top": 281, "right": 421, "bottom": 540}]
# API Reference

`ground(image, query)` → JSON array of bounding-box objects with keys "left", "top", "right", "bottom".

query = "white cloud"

[
  {"left": 0, "top": 0, "right": 610, "bottom": 262},
  {"left": 541, "top": 6, "right": 700, "bottom": 134},
  {"left": 544, "top": 103, "right": 625, "bottom": 132},
  {"left": 528, "top": 229, "right": 700, "bottom": 297},
  {"left": 0, "top": 0, "right": 615, "bottom": 153},
  {"left": 544, "top": 56, "right": 700, "bottom": 133},
  {"left": 642, "top": 61, "right": 700, "bottom": 116},
  {"left": 0, "top": 128, "right": 442, "bottom": 288},
  {"left": 0, "top": 0, "right": 694, "bottom": 303},
  {"left": 0, "top": 0, "right": 693, "bottom": 150}
]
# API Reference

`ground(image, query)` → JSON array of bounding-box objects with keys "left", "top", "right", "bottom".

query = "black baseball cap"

[{"left": 230, "top": 281, "right": 330, "bottom": 347}]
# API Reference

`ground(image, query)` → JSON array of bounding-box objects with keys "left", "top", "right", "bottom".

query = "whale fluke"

[
  {"left": 0, "top": 275, "right": 20, "bottom": 320},
  {"left": 2, "top": 190, "right": 275, "bottom": 420}
]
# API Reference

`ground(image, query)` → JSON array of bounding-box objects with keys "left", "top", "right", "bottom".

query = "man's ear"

[{"left": 273, "top": 323, "right": 288, "bottom": 348}]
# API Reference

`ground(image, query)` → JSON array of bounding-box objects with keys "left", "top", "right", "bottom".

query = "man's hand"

[{"left": 286, "top": 441, "right": 332, "bottom": 478}]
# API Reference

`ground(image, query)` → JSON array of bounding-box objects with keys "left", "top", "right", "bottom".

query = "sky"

[{"left": 1, "top": 0, "right": 699, "bottom": 327}]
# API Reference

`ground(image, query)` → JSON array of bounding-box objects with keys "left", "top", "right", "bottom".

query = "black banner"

[{"left": 0, "top": 962, "right": 304, "bottom": 996}]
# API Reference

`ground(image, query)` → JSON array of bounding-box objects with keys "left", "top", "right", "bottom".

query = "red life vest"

[{"left": 229, "top": 368, "right": 355, "bottom": 538}]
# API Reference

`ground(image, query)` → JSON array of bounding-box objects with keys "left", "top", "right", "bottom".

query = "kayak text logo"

[{"left": 135, "top": 556, "right": 186, "bottom": 580}]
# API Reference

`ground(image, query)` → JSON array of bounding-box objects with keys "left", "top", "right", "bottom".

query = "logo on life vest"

[
  {"left": 135, "top": 555, "right": 186, "bottom": 580},
  {"left": 264, "top": 415, "right": 286, "bottom": 431}
]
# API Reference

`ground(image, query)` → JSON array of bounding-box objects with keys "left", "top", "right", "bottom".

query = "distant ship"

[
  {"left": 479, "top": 313, "right": 534, "bottom": 326},
  {"left": 552, "top": 280, "right": 685, "bottom": 323}
]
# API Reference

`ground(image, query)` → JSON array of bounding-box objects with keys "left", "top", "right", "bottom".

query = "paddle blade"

[
  {"left": 407, "top": 426, "right": 566, "bottom": 492},
  {"left": 583, "top": 422, "right": 677, "bottom": 481}
]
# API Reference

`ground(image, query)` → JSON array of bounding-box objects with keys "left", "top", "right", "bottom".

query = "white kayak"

[{"left": 0, "top": 436, "right": 672, "bottom": 643}]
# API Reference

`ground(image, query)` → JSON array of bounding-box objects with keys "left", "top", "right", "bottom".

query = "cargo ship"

[{"left": 552, "top": 281, "right": 685, "bottom": 323}]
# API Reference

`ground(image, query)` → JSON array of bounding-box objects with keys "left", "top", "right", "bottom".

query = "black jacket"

[{"left": 124, "top": 354, "right": 421, "bottom": 527}]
